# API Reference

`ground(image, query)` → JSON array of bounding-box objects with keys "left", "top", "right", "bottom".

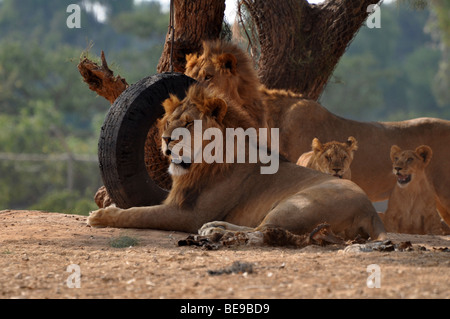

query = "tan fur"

[
  {"left": 379, "top": 145, "right": 450, "bottom": 235},
  {"left": 185, "top": 40, "right": 268, "bottom": 131},
  {"left": 88, "top": 85, "right": 386, "bottom": 241},
  {"left": 157, "top": 85, "right": 252, "bottom": 209},
  {"left": 297, "top": 137, "right": 358, "bottom": 179},
  {"left": 184, "top": 40, "right": 450, "bottom": 229}
]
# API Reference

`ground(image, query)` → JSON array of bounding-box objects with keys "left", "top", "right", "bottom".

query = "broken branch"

[{"left": 78, "top": 51, "right": 129, "bottom": 104}]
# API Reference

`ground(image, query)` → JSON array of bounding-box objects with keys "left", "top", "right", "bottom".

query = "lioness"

[
  {"left": 88, "top": 85, "right": 386, "bottom": 241},
  {"left": 184, "top": 40, "right": 450, "bottom": 228},
  {"left": 296, "top": 137, "right": 358, "bottom": 179},
  {"left": 380, "top": 145, "right": 450, "bottom": 235}
]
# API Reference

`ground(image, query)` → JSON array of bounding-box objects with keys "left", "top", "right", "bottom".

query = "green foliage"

[
  {"left": 431, "top": 0, "right": 450, "bottom": 46},
  {"left": 427, "top": 0, "right": 450, "bottom": 107},
  {"left": 110, "top": 236, "right": 139, "bottom": 248},
  {"left": 397, "top": 0, "right": 429, "bottom": 10},
  {"left": 111, "top": 2, "right": 169, "bottom": 39},
  {"left": 321, "top": 54, "right": 385, "bottom": 120},
  {"left": 0, "top": 0, "right": 168, "bottom": 212},
  {"left": 30, "top": 190, "right": 97, "bottom": 216}
]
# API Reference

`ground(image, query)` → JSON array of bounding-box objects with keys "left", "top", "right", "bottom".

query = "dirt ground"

[{"left": 0, "top": 210, "right": 449, "bottom": 300}]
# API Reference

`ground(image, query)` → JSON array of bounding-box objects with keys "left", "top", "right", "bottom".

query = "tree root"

[{"left": 93, "top": 185, "right": 113, "bottom": 209}]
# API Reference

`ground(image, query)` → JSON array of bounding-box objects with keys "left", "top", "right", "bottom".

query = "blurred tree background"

[
  {"left": 320, "top": 0, "right": 450, "bottom": 120},
  {"left": 0, "top": 0, "right": 169, "bottom": 214},
  {"left": 0, "top": 0, "right": 448, "bottom": 214}
]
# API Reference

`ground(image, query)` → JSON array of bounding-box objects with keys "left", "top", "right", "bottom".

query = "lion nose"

[
  {"left": 333, "top": 169, "right": 341, "bottom": 174},
  {"left": 394, "top": 167, "right": 401, "bottom": 173},
  {"left": 162, "top": 137, "right": 172, "bottom": 155}
]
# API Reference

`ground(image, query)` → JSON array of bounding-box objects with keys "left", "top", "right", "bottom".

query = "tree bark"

[
  {"left": 157, "top": 0, "right": 226, "bottom": 73},
  {"left": 77, "top": 51, "right": 129, "bottom": 104},
  {"left": 241, "top": 0, "right": 382, "bottom": 100}
]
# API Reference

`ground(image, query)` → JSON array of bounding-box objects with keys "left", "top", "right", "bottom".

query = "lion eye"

[
  {"left": 407, "top": 158, "right": 413, "bottom": 163},
  {"left": 204, "top": 74, "right": 213, "bottom": 81},
  {"left": 184, "top": 121, "right": 194, "bottom": 128},
  {"left": 325, "top": 156, "right": 332, "bottom": 162}
]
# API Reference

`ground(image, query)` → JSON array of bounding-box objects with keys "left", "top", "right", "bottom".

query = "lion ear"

[
  {"left": 415, "top": 145, "right": 432, "bottom": 166},
  {"left": 312, "top": 138, "right": 323, "bottom": 154},
  {"left": 162, "top": 94, "right": 180, "bottom": 115},
  {"left": 390, "top": 145, "right": 402, "bottom": 162},
  {"left": 346, "top": 136, "right": 358, "bottom": 152},
  {"left": 216, "top": 53, "right": 237, "bottom": 74},
  {"left": 202, "top": 98, "right": 228, "bottom": 123}
]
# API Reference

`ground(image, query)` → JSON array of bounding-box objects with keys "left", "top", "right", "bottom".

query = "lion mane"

[
  {"left": 185, "top": 41, "right": 268, "bottom": 130},
  {"left": 157, "top": 84, "right": 254, "bottom": 208}
]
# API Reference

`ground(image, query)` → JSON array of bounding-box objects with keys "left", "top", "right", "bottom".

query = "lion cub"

[
  {"left": 380, "top": 145, "right": 449, "bottom": 235},
  {"left": 296, "top": 137, "right": 358, "bottom": 180}
]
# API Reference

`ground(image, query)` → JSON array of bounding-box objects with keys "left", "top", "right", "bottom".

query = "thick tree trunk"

[
  {"left": 241, "top": 0, "right": 382, "bottom": 100},
  {"left": 157, "top": 0, "right": 226, "bottom": 73}
]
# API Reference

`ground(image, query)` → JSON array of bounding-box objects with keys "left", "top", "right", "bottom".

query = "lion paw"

[
  {"left": 198, "top": 222, "right": 227, "bottom": 236},
  {"left": 199, "top": 221, "right": 254, "bottom": 236},
  {"left": 87, "top": 206, "right": 121, "bottom": 228},
  {"left": 87, "top": 209, "right": 106, "bottom": 228}
]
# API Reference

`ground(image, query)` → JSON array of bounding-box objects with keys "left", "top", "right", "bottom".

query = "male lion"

[
  {"left": 296, "top": 136, "right": 358, "bottom": 180},
  {"left": 88, "top": 85, "right": 386, "bottom": 241},
  {"left": 184, "top": 40, "right": 450, "bottom": 228},
  {"left": 380, "top": 145, "right": 450, "bottom": 235}
]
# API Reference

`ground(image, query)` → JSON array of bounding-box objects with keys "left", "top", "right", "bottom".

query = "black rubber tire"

[{"left": 98, "top": 72, "right": 196, "bottom": 208}]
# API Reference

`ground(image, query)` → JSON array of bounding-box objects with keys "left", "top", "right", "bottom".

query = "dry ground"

[{"left": 0, "top": 210, "right": 449, "bottom": 300}]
